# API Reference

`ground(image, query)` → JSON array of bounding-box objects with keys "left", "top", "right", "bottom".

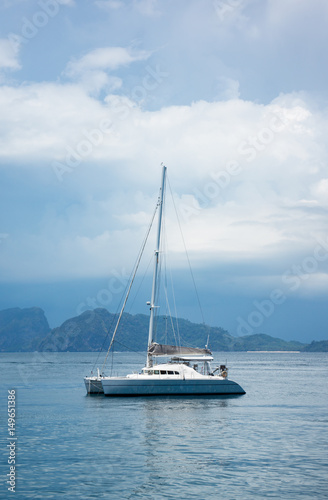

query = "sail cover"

[{"left": 148, "top": 342, "right": 212, "bottom": 356}]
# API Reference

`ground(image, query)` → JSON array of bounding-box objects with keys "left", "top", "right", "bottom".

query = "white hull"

[
  {"left": 84, "top": 377, "right": 104, "bottom": 394},
  {"left": 101, "top": 377, "right": 245, "bottom": 396}
]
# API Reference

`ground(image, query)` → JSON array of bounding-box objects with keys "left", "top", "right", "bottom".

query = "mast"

[{"left": 147, "top": 163, "right": 167, "bottom": 367}]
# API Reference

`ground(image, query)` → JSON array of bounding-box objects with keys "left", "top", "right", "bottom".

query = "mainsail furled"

[{"left": 148, "top": 342, "right": 212, "bottom": 357}]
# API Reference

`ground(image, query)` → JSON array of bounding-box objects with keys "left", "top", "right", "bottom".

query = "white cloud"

[
  {"left": 0, "top": 62, "right": 327, "bottom": 287},
  {"left": 0, "top": 82, "right": 110, "bottom": 159},
  {"left": 0, "top": 37, "right": 21, "bottom": 71},
  {"left": 64, "top": 46, "right": 151, "bottom": 93},
  {"left": 65, "top": 46, "right": 151, "bottom": 76}
]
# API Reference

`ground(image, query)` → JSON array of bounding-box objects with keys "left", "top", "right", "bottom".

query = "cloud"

[
  {"left": 66, "top": 46, "right": 151, "bottom": 75},
  {"left": 0, "top": 82, "right": 110, "bottom": 160},
  {"left": 0, "top": 55, "right": 327, "bottom": 293},
  {"left": 0, "top": 37, "right": 21, "bottom": 71},
  {"left": 64, "top": 46, "right": 151, "bottom": 93}
]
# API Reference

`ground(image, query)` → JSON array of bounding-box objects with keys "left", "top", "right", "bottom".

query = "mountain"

[
  {"left": 230, "top": 333, "right": 304, "bottom": 352},
  {"left": 38, "top": 309, "right": 236, "bottom": 352},
  {"left": 302, "top": 340, "right": 328, "bottom": 352},
  {"left": 0, "top": 307, "right": 50, "bottom": 352},
  {"left": 38, "top": 309, "right": 111, "bottom": 352},
  {"left": 0, "top": 306, "right": 327, "bottom": 352},
  {"left": 28, "top": 309, "right": 313, "bottom": 352}
]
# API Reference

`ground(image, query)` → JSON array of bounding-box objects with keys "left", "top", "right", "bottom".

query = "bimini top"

[{"left": 148, "top": 342, "right": 212, "bottom": 357}]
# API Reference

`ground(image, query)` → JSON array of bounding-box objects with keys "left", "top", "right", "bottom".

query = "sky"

[{"left": 0, "top": 0, "right": 328, "bottom": 343}]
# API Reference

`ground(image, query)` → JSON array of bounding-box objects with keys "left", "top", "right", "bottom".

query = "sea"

[{"left": 0, "top": 351, "right": 327, "bottom": 500}]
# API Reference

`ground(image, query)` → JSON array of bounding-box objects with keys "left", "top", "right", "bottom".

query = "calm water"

[{"left": 0, "top": 352, "right": 327, "bottom": 499}]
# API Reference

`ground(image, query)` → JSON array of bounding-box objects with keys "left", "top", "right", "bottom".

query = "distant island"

[{"left": 0, "top": 306, "right": 327, "bottom": 352}]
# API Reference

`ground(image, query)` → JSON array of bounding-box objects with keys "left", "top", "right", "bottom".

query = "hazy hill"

[
  {"left": 303, "top": 340, "right": 328, "bottom": 352},
  {"left": 1, "top": 306, "right": 326, "bottom": 352},
  {"left": 38, "top": 309, "right": 217, "bottom": 352},
  {"left": 231, "top": 333, "right": 304, "bottom": 352},
  {"left": 0, "top": 307, "right": 50, "bottom": 352}
]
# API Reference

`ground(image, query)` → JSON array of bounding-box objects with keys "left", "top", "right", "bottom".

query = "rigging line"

[
  {"left": 126, "top": 254, "right": 153, "bottom": 314},
  {"left": 153, "top": 254, "right": 162, "bottom": 339},
  {"left": 167, "top": 175, "right": 206, "bottom": 325},
  {"left": 90, "top": 305, "right": 124, "bottom": 373},
  {"left": 91, "top": 318, "right": 111, "bottom": 371},
  {"left": 91, "top": 241, "right": 146, "bottom": 372},
  {"left": 162, "top": 218, "right": 181, "bottom": 346},
  {"left": 162, "top": 219, "right": 180, "bottom": 346},
  {"left": 110, "top": 338, "right": 146, "bottom": 358},
  {"left": 163, "top": 231, "right": 169, "bottom": 344},
  {"left": 108, "top": 342, "right": 145, "bottom": 377},
  {"left": 101, "top": 201, "right": 159, "bottom": 372},
  {"left": 167, "top": 263, "right": 181, "bottom": 346},
  {"left": 109, "top": 344, "right": 114, "bottom": 377},
  {"left": 91, "top": 225, "right": 151, "bottom": 372},
  {"left": 164, "top": 269, "right": 204, "bottom": 349},
  {"left": 164, "top": 284, "right": 180, "bottom": 347},
  {"left": 162, "top": 209, "right": 181, "bottom": 348},
  {"left": 100, "top": 185, "right": 164, "bottom": 355},
  {"left": 156, "top": 184, "right": 181, "bottom": 348}
]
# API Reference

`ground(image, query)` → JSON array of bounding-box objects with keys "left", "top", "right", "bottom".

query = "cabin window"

[
  {"left": 154, "top": 370, "right": 159, "bottom": 375},
  {"left": 167, "top": 371, "right": 174, "bottom": 375},
  {"left": 148, "top": 370, "right": 153, "bottom": 375},
  {"left": 160, "top": 370, "right": 167, "bottom": 375}
]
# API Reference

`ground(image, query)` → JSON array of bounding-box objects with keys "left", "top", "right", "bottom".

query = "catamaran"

[
  {"left": 101, "top": 165, "right": 245, "bottom": 396},
  {"left": 85, "top": 164, "right": 245, "bottom": 396}
]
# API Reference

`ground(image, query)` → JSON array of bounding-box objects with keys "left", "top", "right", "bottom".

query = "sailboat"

[{"left": 85, "top": 164, "right": 245, "bottom": 397}]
